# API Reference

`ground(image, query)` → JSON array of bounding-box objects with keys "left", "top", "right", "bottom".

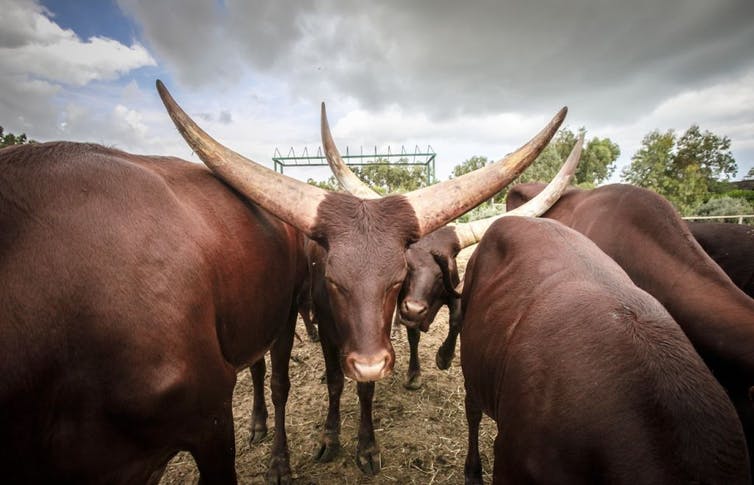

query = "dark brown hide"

[
  {"left": 304, "top": 195, "right": 423, "bottom": 474},
  {"left": 461, "top": 217, "right": 749, "bottom": 484},
  {"left": 688, "top": 222, "right": 754, "bottom": 298},
  {"left": 396, "top": 226, "right": 464, "bottom": 389},
  {"left": 0, "top": 142, "right": 306, "bottom": 483},
  {"left": 507, "top": 182, "right": 754, "bottom": 469}
]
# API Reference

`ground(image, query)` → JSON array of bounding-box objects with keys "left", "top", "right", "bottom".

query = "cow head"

[
  {"left": 396, "top": 228, "right": 461, "bottom": 331},
  {"left": 157, "top": 80, "right": 565, "bottom": 381}
]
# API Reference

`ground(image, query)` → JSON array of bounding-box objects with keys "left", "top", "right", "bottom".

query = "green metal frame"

[{"left": 273, "top": 145, "right": 436, "bottom": 185}]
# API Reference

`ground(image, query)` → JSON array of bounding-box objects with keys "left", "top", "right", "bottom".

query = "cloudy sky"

[{"left": 2, "top": 0, "right": 753, "bottom": 183}]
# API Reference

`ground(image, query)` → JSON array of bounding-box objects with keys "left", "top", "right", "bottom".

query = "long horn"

[
  {"left": 403, "top": 108, "right": 566, "bottom": 236},
  {"left": 453, "top": 133, "right": 584, "bottom": 248},
  {"left": 156, "top": 80, "right": 327, "bottom": 236},
  {"left": 321, "top": 103, "right": 381, "bottom": 199}
]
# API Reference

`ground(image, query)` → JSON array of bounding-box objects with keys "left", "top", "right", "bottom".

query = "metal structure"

[{"left": 273, "top": 145, "right": 437, "bottom": 185}]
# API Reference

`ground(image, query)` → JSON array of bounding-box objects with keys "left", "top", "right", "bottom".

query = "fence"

[{"left": 682, "top": 214, "right": 754, "bottom": 224}]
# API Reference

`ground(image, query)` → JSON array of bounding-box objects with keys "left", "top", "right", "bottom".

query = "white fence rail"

[{"left": 682, "top": 214, "right": 754, "bottom": 224}]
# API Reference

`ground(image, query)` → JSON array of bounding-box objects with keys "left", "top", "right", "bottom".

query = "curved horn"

[
  {"left": 403, "top": 108, "right": 567, "bottom": 236},
  {"left": 321, "top": 103, "right": 381, "bottom": 199},
  {"left": 453, "top": 133, "right": 584, "bottom": 248},
  {"left": 156, "top": 80, "right": 327, "bottom": 236}
]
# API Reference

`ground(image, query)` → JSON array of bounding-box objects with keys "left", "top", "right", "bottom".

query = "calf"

[{"left": 461, "top": 216, "right": 750, "bottom": 484}]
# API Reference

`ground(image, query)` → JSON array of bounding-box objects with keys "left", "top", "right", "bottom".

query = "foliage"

[
  {"left": 1, "top": 126, "right": 35, "bottom": 148},
  {"left": 747, "top": 166, "right": 754, "bottom": 179},
  {"left": 693, "top": 196, "right": 754, "bottom": 219},
  {"left": 351, "top": 158, "right": 428, "bottom": 194},
  {"left": 621, "top": 125, "right": 737, "bottom": 215},
  {"left": 451, "top": 156, "right": 488, "bottom": 179},
  {"left": 307, "top": 158, "right": 427, "bottom": 195},
  {"left": 448, "top": 128, "right": 620, "bottom": 211},
  {"left": 307, "top": 177, "right": 339, "bottom": 191},
  {"left": 719, "top": 189, "right": 754, "bottom": 205}
]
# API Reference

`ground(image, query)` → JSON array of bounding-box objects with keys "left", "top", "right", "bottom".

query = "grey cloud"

[
  {"left": 118, "top": 0, "right": 754, "bottom": 122},
  {"left": 218, "top": 110, "right": 232, "bottom": 124}
]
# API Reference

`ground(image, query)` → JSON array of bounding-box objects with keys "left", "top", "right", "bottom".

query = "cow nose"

[
  {"left": 345, "top": 350, "right": 393, "bottom": 382},
  {"left": 402, "top": 299, "right": 427, "bottom": 319}
]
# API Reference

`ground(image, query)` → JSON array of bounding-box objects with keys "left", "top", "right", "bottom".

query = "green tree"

[
  {"left": 351, "top": 158, "right": 427, "bottom": 194},
  {"left": 451, "top": 156, "right": 488, "bottom": 178},
  {"left": 307, "top": 177, "right": 339, "bottom": 191},
  {"left": 621, "top": 126, "right": 737, "bottom": 214},
  {"left": 746, "top": 166, "right": 754, "bottom": 179},
  {"left": 448, "top": 128, "right": 620, "bottom": 215},
  {"left": 1, "top": 126, "right": 35, "bottom": 148},
  {"left": 694, "top": 196, "right": 753, "bottom": 221}
]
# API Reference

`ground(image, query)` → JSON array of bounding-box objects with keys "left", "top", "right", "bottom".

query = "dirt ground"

[{"left": 160, "top": 248, "right": 495, "bottom": 485}]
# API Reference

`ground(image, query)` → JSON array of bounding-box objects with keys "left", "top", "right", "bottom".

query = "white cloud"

[{"left": 0, "top": 0, "right": 155, "bottom": 87}]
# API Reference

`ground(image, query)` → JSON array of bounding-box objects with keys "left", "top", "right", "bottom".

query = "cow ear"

[
  {"left": 505, "top": 183, "right": 545, "bottom": 211},
  {"left": 431, "top": 252, "right": 461, "bottom": 298}
]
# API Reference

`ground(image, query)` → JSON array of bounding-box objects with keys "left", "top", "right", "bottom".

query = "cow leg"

[
  {"left": 404, "top": 327, "right": 423, "bottom": 390},
  {"left": 266, "top": 310, "right": 296, "bottom": 485},
  {"left": 390, "top": 310, "right": 402, "bottom": 341},
  {"left": 464, "top": 391, "right": 484, "bottom": 485},
  {"left": 249, "top": 360, "right": 269, "bottom": 444},
  {"left": 436, "top": 297, "right": 462, "bottom": 370},
  {"left": 193, "top": 401, "right": 238, "bottom": 485},
  {"left": 312, "top": 331, "right": 342, "bottom": 463},
  {"left": 355, "top": 381, "right": 381, "bottom": 475},
  {"left": 300, "top": 310, "right": 319, "bottom": 342}
]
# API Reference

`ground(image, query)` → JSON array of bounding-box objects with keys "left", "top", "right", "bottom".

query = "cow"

[
  {"left": 688, "top": 221, "right": 754, "bottom": 298},
  {"left": 461, "top": 216, "right": 750, "bottom": 484},
  {"left": 507, "top": 182, "right": 754, "bottom": 470},
  {"left": 0, "top": 140, "right": 307, "bottom": 484},
  {"left": 248, "top": 236, "right": 320, "bottom": 446},
  {"left": 321, "top": 129, "right": 582, "bottom": 390},
  {"left": 157, "top": 81, "right": 566, "bottom": 475}
]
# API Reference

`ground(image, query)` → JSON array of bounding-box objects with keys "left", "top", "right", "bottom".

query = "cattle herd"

[{"left": 1, "top": 80, "right": 753, "bottom": 484}]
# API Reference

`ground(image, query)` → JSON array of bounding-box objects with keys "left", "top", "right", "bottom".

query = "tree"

[
  {"left": 746, "top": 167, "right": 754, "bottom": 180},
  {"left": 307, "top": 177, "right": 339, "bottom": 191},
  {"left": 1, "top": 126, "right": 35, "bottom": 148},
  {"left": 621, "top": 126, "right": 737, "bottom": 215},
  {"left": 351, "top": 158, "right": 427, "bottom": 194},
  {"left": 447, "top": 128, "right": 621, "bottom": 217},
  {"left": 451, "top": 156, "right": 488, "bottom": 178},
  {"left": 694, "top": 196, "right": 753, "bottom": 219}
]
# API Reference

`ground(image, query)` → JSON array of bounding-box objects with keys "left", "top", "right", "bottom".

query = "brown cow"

[
  {"left": 321, "top": 130, "right": 582, "bottom": 390},
  {"left": 507, "top": 183, "right": 754, "bottom": 469},
  {"left": 0, "top": 141, "right": 306, "bottom": 484},
  {"left": 688, "top": 221, "right": 754, "bottom": 298},
  {"left": 157, "top": 81, "right": 566, "bottom": 475},
  {"left": 461, "top": 216, "right": 750, "bottom": 484}
]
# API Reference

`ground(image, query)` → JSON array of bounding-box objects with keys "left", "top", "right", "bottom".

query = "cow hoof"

[
  {"left": 435, "top": 349, "right": 453, "bottom": 370},
  {"left": 403, "top": 374, "right": 422, "bottom": 390},
  {"left": 249, "top": 424, "right": 268, "bottom": 444},
  {"left": 356, "top": 445, "right": 382, "bottom": 475},
  {"left": 312, "top": 435, "right": 340, "bottom": 463},
  {"left": 266, "top": 455, "right": 292, "bottom": 485},
  {"left": 464, "top": 475, "right": 484, "bottom": 485}
]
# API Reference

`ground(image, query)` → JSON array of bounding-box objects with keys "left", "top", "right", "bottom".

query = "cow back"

[{"left": 461, "top": 217, "right": 749, "bottom": 484}]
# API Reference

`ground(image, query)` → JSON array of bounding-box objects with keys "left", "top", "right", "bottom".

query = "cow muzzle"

[{"left": 344, "top": 350, "right": 394, "bottom": 382}]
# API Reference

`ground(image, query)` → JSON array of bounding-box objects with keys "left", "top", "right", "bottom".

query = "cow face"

[
  {"left": 310, "top": 194, "right": 420, "bottom": 381},
  {"left": 397, "top": 245, "right": 459, "bottom": 332}
]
